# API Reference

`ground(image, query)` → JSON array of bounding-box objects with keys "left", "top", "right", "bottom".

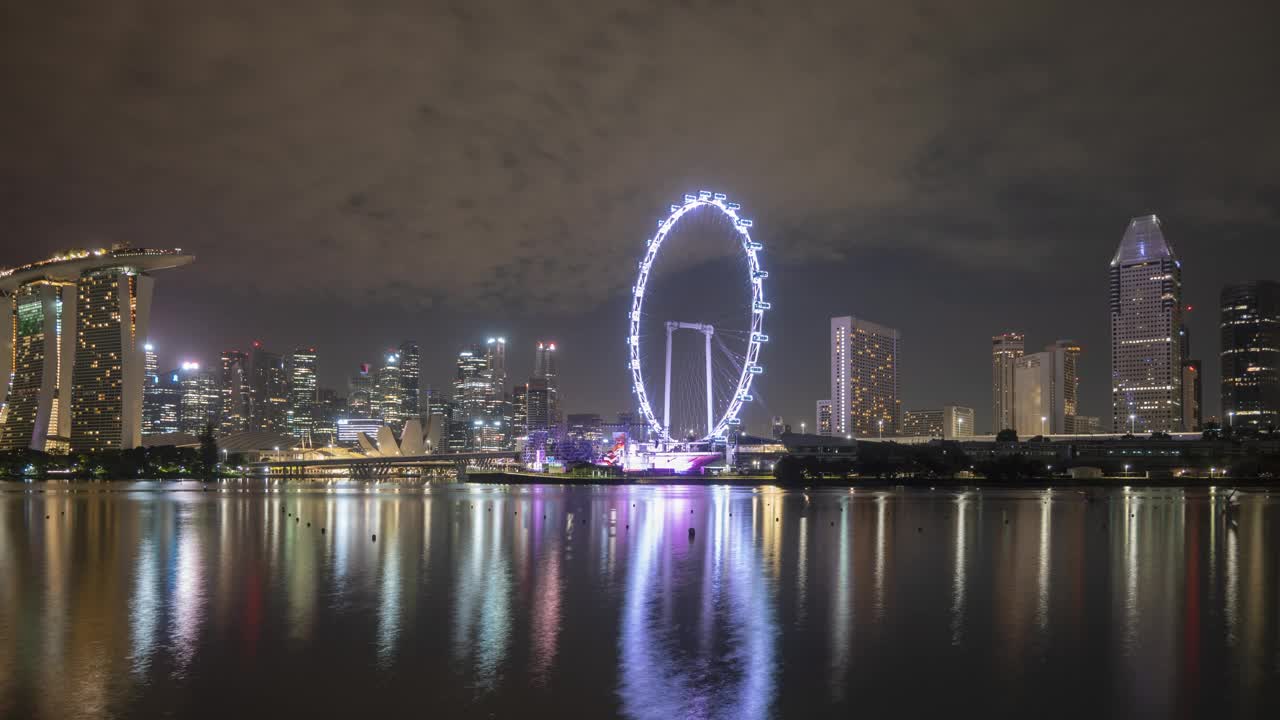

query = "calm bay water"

[{"left": 1, "top": 481, "right": 1278, "bottom": 719}]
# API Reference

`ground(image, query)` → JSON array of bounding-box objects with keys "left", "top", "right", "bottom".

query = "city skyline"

[{"left": 3, "top": 2, "right": 1279, "bottom": 436}]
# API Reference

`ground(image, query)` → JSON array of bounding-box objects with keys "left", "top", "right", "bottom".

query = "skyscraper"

[
  {"left": 142, "top": 367, "right": 181, "bottom": 436},
  {"left": 1014, "top": 340, "right": 1082, "bottom": 436},
  {"left": 348, "top": 363, "right": 373, "bottom": 418},
  {"left": 1109, "top": 215, "right": 1183, "bottom": 432},
  {"left": 525, "top": 377, "right": 551, "bottom": 433},
  {"left": 816, "top": 400, "right": 832, "bottom": 436},
  {"left": 991, "top": 332, "right": 1025, "bottom": 433},
  {"left": 285, "top": 347, "right": 317, "bottom": 441},
  {"left": 177, "top": 362, "right": 219, "bottom": 434},
  {"left": 0, "top": 280, "right": 75, "bottom": 451},
  {"left": 1220, "top": 280, "right": 1280, "bottom": 431},
  {"left": 534, "top": 341, "right": 559, "bottom": 426},
  {"left": 374, "top": 351, "right": 403, "bottom": 429},
  {"left": 830, "top": 316, "right": 900, "bottom": 437},
  {"left": 219, "top": 349, "right": 250, "bottom": 434},
  {"left": 249, "top": 342, "right": 288, "bottom": 433},
  {"left": 1181, "top": 360, "right": 1202, "bottom": 432},
  {"left": 453, "top": 345, "right": 489, "bottom": 422},
  {"left": 0, "top": 247, "right": 191, "bottom": 451},
  {"left": 398, "top": 340, "right": 421, "bottom": 421}
]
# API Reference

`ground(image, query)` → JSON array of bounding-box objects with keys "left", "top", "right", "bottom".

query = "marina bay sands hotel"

[{"left": 0, "top": 246, "right": 193, "bottom": 453}]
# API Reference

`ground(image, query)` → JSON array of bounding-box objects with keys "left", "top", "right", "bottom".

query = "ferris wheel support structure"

[{"left": 663, "top": 321, "right": 716, "bottom": 440}]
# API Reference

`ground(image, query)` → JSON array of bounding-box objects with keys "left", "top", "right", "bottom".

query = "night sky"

[{"left": 3, "top": 1, "right": 1278, "bottom": 434}]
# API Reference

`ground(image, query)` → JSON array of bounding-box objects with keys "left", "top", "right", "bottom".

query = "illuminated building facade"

[
  {"left": 1109, "top": 215, "right": 1183, "bottom": 432},
  {"left": 219, "top": 349, "right": 250, "bottom": 433},
  {"left": 525, "top": 377, "right": 550, "bottom": 433},
  {"left": 1014, "top": 340, "right": 1082, "bottom": 435},
  {"left": 398, "top": 340, "right": 420, "bottom": 421},
  {"left": 453, "top": 345, "right": 489, "bottom": 423},
  {"left": 1220, "top": 280, "right": 1280, "bottom": 430},
  {"left": 534, "top": 341, "right": 559, "bottom": 426},
  {"left": 374, "top": 351, "right": 403, "bottom": 429},
  {"left": 285, "top": 347, "right": 317, "bottom": 441},
  {"left": 0, "top": 280, "right": 74, "bottom": 451},
  {"left": 902, "top": 405, "right": 975, "bottom": 439},
  {"left": 249, "top": 343, "right": 288, "bottom": 433},
  {"left": 991, "top": 332, "right": 1024, "bottom": 433},
  {"left": 348, "top": 363, "right": 373, "bottom": 417},
  {"left": 142, "top": 367, "right": 180, "bottom": 435},
  {"left": 511, "top": 382, "right": 528, "bottom": 438},
  {"left": 1181, "top": 360, "right": 1202, "bottom": 432},
  {"left": 830, "top": 316, "right": 900, "bottom": 437},
  {"left": 0, "top": 247, "right": 190, "bottom": 451},
  {"left": 177, "top": 362, "right": 219, "bottom": 434},
  {"left": 816, "top": 399, "right": 832, "bottom": 436}
]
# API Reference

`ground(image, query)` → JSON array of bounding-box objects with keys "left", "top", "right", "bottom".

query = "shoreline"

[{"left": 466, "top": 471, "right": 1279, "bottom": 489}]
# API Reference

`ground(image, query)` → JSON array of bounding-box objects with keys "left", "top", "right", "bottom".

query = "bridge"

[{"left": 249, "top": 451, "right": 520, "bottom": 479}]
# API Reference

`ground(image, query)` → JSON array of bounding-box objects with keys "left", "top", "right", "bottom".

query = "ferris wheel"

[{"left": 628, "top": 191, "right": 769, "bottom": 443}]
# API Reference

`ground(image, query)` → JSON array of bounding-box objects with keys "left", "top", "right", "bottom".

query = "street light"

[
  {"left": 1129, "top": 414, "right": 1136, "bottom": 433},
  {"left": 1124, "top": 463, "right": 1130, "bottom": 477},
  {"left": 1041, "top": 416, "right": 1047, "bottom": 436},
  {"left": 878, "top": 419, "right": 884, "bottom": 439},
  {"left": 1228, "top": 411, "right": 1235, "bottom": 430},
  {"left": 801, "top": 421, "right": 806, "bottom": 434}
]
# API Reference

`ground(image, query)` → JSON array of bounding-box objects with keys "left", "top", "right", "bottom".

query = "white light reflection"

[
  {"left": 950, "top": 494, "right": 968, "bottom": 646},
  {"left": 1036, "top": 490, "right": 1051, "bottom": 631},
  {"left": 171, "top": 514, "right": 205, "bottom": 674},
  {"left": 619, "top": 488, "right": 776, "bottom": 719},
  {"left": 129, "top": 534, "right": 160, "bottom": 675}
]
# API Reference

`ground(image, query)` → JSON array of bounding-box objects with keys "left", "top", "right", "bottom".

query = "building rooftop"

[
  {"left": 1111, "top": 214, "right": 1176, "bottom": 267},
  {"left": 0, "top": 246, "right": 194, "bottom": 292}
]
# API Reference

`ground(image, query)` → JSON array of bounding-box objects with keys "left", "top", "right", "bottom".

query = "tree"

[
  {"left": 996, "top": 429, "right": 1019, "bottom": 443},
  {"left": 773, "top": 455, "right": 805, "bottom": 485},
  {"left": 199, "top": 422, "right": 219, "bottom": 476}
]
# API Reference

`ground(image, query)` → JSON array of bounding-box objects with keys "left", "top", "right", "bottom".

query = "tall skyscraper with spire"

[
  {"left": 1109, "top": 215, "right": 1184, "bottom": 432},
  {"left": 991, "top": 332, "right": 1024, "bottom": 433}
]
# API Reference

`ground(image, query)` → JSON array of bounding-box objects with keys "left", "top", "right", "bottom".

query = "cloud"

[{"left": 2, "top": 0, "right": 1276, "bottom": 313}]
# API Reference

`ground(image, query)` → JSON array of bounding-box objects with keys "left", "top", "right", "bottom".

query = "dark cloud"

[{"left": 2, "top": 0, "right": 1277, "bottom": 429}]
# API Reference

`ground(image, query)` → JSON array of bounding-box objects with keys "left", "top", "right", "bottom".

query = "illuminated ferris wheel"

[{"left": 628, "top": 191, "right": 769, "bottom": 443}]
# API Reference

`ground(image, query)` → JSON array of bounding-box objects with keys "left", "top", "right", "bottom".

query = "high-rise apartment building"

[
  {"left": 830, "top": 316, "right": 900, "bottom": 437},
  {"left": 285, "top": 347, "right": 317, "bottom": 441},
  {"left": 1014, "top": 340, "right": 1082, "bottom": 436},
  {"left": 1110, "top": 215, "right": 1184, "bottom": 432},
  {"left": 991, "top": 332, "right": 1025, "bottom": 433},
  {"left": 249, "top": 343, "right": 288, "bottom": 433},
  {"left": 219, "top": 349, "right": 250, "bottom": 434},
  {"left": 1220, "top": 280, "right": 1280, "bottom": 430},
  {"left": 398, "top": 341, "right": 420, "bottom": 421}
]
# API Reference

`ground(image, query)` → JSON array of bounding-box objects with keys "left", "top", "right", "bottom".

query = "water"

[{"left": 1, "top": 481, "right": 1277, "bottom": 719}]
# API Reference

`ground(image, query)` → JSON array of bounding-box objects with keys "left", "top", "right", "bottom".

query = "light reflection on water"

[{"left": 0, "top": 481, "right": 1278, "bottom": 718}]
